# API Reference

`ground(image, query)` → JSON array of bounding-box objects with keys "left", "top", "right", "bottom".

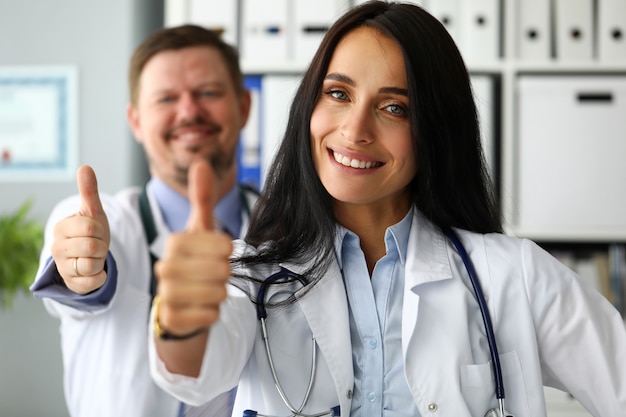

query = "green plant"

[{"left": 0, "top": 200, "right": 44, "bottom": 308}]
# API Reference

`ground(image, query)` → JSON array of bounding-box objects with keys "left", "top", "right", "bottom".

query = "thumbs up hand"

[
  {"left": 51, "top": 165, "right": 111, "bottom": 294},
  {"left": 154, "top": 159, "right": 233, "bottom": 337}
]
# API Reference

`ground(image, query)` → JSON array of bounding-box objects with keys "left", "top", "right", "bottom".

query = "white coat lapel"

[
  {"left": 295, "top": 261, "right": 354, "bottom": 416},
  {"left": 402, "top": 211, "right": 454, "bottom": 356}
]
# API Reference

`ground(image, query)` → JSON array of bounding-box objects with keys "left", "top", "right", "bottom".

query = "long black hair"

[{"left": 232, "top": 1, "right": 501, "bottom": 297}]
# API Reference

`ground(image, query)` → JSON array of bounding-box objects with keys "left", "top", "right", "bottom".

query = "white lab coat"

[
  {"left": 33, "top": 186, "right": 254, "bottom": 417},
  {"left": 150, "top": 209, "right": 626, "bottom": 417}
]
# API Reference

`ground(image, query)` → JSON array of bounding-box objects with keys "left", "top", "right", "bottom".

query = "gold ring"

[{"left": 73, "top": 257, "right": 81, "bottom": 276}]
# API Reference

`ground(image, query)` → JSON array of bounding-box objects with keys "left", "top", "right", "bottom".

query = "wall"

[{"left": 0, "top": 0, "right": 163, "bottom": 415}]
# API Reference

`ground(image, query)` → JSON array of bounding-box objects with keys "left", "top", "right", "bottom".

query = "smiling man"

[{"left": 30, "top": 25, "right": 255, "bottom": 417}]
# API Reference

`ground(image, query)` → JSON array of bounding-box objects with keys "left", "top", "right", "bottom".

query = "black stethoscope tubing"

[{"left": 444, "top": 227, "right": 510, "bottom": 417}]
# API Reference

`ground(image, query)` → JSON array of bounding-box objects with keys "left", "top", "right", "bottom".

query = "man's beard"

[{"left": 172, "top": 147, "right": 236, "bottom": 187}]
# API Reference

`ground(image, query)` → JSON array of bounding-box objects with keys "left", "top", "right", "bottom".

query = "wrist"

[{"left": 152, "top": 295, "right": 208, "bottom": 341}]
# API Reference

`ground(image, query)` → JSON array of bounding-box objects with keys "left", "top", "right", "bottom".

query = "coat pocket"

[{"left": 460, "top": 350, "right": 532, "bottom": 417}]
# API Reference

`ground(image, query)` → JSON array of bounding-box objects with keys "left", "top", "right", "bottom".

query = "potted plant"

[{"left": 0, "top": 200, "right": 44, "bottom": 308}]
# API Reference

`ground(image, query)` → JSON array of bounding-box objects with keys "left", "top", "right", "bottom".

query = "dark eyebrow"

[
  {"left": 324, "top": 72, "right": 408, "bottom": 96},
  {"left": 380, "top": 86, "right": 408, "bottom": 96},
  {"left": 325, "top": 72, "right": 354, "bottom": 86}
]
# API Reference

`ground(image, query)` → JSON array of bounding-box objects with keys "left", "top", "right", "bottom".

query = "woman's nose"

[{"left": 340, "top": 104, "right": 374, "bottom": 143}]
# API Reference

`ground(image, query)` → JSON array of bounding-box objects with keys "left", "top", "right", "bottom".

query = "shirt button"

[
  {"left": 367, "top": 392, "right": 377, "bottom": 402},
  {"left": 369, "top": 339, "right": 377, "bottom": 349},
  {"left": 428, "top": 403, "right": 438, "bottom": 412}
]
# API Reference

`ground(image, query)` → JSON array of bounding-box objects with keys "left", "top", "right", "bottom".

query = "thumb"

[
  {"left": 76, "top": 165, "right": 105, "bottom": 219},
  {"left": 186, "top": 159, "right": 216, "bottom": 232}
]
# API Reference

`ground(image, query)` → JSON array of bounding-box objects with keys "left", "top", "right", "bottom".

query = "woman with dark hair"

[{"left": 149, "top": 2, "right": 626, "bottom": 417}]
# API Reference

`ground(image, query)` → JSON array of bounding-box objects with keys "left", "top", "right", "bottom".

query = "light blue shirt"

[
  {"left": 335, "top": 207, "right": 420, "bottom": 417},
  {"left": 150, "top": 177, "right": 243, "bottom": 236}
]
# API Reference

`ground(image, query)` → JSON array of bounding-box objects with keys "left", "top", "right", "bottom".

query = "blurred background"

[{"left": 1, "top": 0, "right": 624, "bottom": 415}]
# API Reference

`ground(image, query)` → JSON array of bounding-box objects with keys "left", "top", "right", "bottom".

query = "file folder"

[
  {"left": 470, "top": 75, "right": 496, "bottom": 177},
  {"left": 597, "top": 0, "right": 626, "bottom": 62},
  {"left": 553, "top": 0, "right": 594, "bottom": 61},
  {"left": 515, "top": 0, "right": 551, "bottom": 60},
  {"left": 240, "top": 0, "right": 289, "bottom": 62},
  {"left": 164, "top": 0, "right": 187, "bottom": 27},
  {"left": 292, "top": 0, "right": 350, "bottom": 63},
  {"left": 353, "top": 0, "right": 428, "bottom": 5},
  {"left": 425, "top": 0, "right": 462, "bottom": 49},
  {"left": 516, "top": 76, "right": 626, "bottom": 238},
  {"left": 260, "top": 75, "right": 301, "bottom": 187},
  {"left": 189, "top": 0, "right": 238, "bottom": 46},
  {"left": 459, "top": 0, "right": 500, "bottom": 61},
  {"left": 238, "top": 75, "right": 262, "bottom": 189}
]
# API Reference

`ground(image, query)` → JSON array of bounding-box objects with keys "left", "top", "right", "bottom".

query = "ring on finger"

[{"left": 73, "top": 257, "right": 82, "bottom": 277}]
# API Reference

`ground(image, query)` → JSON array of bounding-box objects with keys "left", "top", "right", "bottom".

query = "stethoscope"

[
  {"left": 443, "top": 228, "right": 513, "bottom": 417},
  {"left": 244, "top": 267, "right": 340, "bottom": 417},
  {"left": 244, "top": 228, "right": 513, "bottom": 417}
]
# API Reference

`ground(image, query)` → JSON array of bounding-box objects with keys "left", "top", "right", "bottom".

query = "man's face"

[{"left": 127, "top": 46, "right": 250, "bottom": 195}]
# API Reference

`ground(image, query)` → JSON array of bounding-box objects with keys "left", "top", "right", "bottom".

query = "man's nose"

[{"left": 178, "top": 92, "right": 202, "bottom": 121}]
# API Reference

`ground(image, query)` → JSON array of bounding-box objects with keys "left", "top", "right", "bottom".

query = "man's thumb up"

[
  {"left": 186, "top": 159, "right": 217, "bottom": 232},
  {"left": 77, "top": 165, "right": 107, "bottom": 223}
]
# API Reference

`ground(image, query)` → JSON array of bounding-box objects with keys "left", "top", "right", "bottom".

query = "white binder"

[
  {"left": 470, "top": 75, "right": 496, "bottom": 177},
  {"left": 515, "top": 0, "right": 551, "bottom": 61},
  {"left": 189, "top": 0, "right": 238, "bottom": 46},
  {"left": 292, "top": 0, "right": 350, "bottom": 63},
  {"left": 459, "top": 0, "right": 500, "bottom": 61},
  {"left": 425, "top": 0, "right": 462, "bottom": 50},
  {"left": 516, "top": 76, "right": 626, "bottom": 238},
  {"left": 353, "top": 0, "right": 428, "bottom": 5},
  {"left": 238, "top": 76, "right": 262, "bottom": 189},
  {"left": 260, "top": 75, "right": 302, "bottom": 187},
  {"left": 597, "top": 0, "right": 626, "bottom": 62},
  {"left": 553, "top": 0, "right": 594, "bottom": 61},
  {"left": 396, "top": 0, "right": 429, "bottom": 6},
  {"left": 164, "top": 0, "right": 187, "bottom": 27},
  {"left": 240, "top": 0, "right": 289, "bottom": 62}
]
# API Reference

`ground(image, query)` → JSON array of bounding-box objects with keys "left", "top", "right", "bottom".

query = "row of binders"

[
  {"left": 186, "top": 0, "right": 352, "bottom": 65},
  {"left": 180, "top": 0, "right": 626, "bottom": 65},
  {"left": 236, "top": 75, "right": 302, "bottom": 190},
  {"left": 184, "top": 0, "right": 503, "bottom": 63},
  {"left": 517, "top": 0, "right": 626, "bottom": 62},
  {"left": 421, "top": 0, "right": 626, "bottom": 62}
]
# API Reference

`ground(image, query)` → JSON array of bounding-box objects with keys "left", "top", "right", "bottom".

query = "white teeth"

[
  {"left": 333, "top": 151, "right": 378, "bottom": 169},
  {"left": 179, "top": 132, "right": 202, "bottom": 142}
]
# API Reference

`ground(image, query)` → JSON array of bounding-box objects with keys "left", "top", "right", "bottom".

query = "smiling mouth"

[
  {"left": 167, "top": 121, "right": 221, "bottom": 143},
  {"left": 332, "top": 151, "right": 382, "bottom": 169}
]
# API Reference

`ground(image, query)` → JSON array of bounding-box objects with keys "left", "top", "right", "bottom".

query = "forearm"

[{"left": 154, "top": 333, "right": 209, "bottom": 377}]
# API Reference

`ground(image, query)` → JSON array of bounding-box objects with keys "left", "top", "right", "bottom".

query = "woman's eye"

[
  {"left": 327, "top": 89, "right": 348, "bottom": 101},
  {"left": 385, "top": 103, "right": 406, "bottom": 115}
]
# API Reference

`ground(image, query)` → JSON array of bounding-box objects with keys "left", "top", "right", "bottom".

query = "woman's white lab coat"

[{"left": 150, "top": 210, "right": 626, "bottom": 417}]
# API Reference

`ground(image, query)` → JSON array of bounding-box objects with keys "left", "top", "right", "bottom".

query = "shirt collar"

[
  {"left": 148, "top": 177, "right": 242, "bottom": 237},
  {"left": 333, "top": 206, "right": 414, "bottom": 270}
]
